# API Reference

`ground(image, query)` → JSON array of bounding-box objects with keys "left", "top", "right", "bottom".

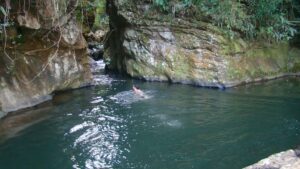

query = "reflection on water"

[
  {"left": 68, "top": 110, "right": 124, "bottom": 169},
  {"left": 65, "top": 95, "right": 128, "bottom": 168},
  {"left": 0, "top": 77, "right": 300, "bottom": 169},
  {"left": 0, "top": 104, "right": 52, "bottom": 142}
]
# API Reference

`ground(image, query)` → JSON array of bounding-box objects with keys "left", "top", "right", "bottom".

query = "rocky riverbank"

[{"left": 244, "top": 148, "right": 300, "bottom": 169}]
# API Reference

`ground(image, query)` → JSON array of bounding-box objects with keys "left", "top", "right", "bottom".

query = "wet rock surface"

[
  {"left": 105, "top": 0, "right": 300, "bottom": 88},
  {"left": 244, "top": 149, "right": 300, "bottom": 169}
]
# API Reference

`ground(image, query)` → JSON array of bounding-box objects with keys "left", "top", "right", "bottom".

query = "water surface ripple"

[{"left": 0, "top": 78, "right": 300, "bottom": 169}]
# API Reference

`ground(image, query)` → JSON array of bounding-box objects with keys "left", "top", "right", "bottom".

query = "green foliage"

[
  {"left": 197, "top": 0, "right": 298, "bottom": 41},
  {"left": 0, "top": 6, "right": 7, "bottom": 16},
  {"left": 249, "top": 0, "right": 281, "bottom": 27},
  {"left": 93, "top": 0, "right": 107, "bottom": 29},
  {"left": 151, "top": 0, "right": 299, "bottom": 42},
  {"left": 153, "top": 0, "right": 169, "bottom": 11},
  {"left": 245, "top": 0, "right": 295, "bottom": 41},
  {"left": 199, "top": 0, "right": 254, "bottom": 39},
  {"left": 76, "top": 0, "right": 108, "bottom": 30},
  {"left": 0, "top": 5, "right": 11, "bottom": 33},
  {"left": 258, "top": 15, "right": 297, "bottom": 41}
]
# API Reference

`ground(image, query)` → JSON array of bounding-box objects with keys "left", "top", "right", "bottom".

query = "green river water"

[{"left": 0, "top": 75, "right": 300, "bottom": 169}]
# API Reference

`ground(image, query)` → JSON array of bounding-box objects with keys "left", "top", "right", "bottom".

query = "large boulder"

[
  {"left": 105, "top": 0, "right": 300, "bottom": 88},
  {"left": 0, "top": 0, "right": 92, "bottom": 117}
]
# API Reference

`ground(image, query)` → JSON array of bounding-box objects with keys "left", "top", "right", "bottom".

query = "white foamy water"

[
  {"left": 69, "top": 121, "right": 95, "bottom": 134},
  {"left": 90, "top": 59, "right": 119, "bottom": 86},
  {"left": 90, "top": 96, "right": 104, "bottom": 104},
  {"left": 109, "top": 90, "right": 154, "bottom": 105},
  {"left": 90, "top": 60, "right": 106, "bottom": 73}
]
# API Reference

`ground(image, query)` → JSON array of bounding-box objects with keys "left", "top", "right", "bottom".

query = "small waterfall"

[{"left": 88, "top": 44, "right": 114, "bottom": 86}]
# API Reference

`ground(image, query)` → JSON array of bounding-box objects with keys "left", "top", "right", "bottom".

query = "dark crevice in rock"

[
  {"left": 104, "top": 0, "right": 131, "bottom": 73},
  {"left": 88, "top": 43, "right": 104, "bottom": 61}
]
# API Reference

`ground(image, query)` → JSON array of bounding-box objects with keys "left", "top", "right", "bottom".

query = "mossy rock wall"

[{"left": 104, "top": 0, "right": 300, "bottom": 88}]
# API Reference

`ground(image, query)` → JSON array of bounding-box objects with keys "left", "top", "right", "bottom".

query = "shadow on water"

[{"left": 0, "top": 103, "right": 53, "bottom": 143}]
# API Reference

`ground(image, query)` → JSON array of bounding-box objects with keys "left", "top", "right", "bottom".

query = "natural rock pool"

[{"left": 0, "top": 76, "right": 300, "bottom": 169}]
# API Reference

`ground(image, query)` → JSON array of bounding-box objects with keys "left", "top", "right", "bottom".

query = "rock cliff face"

[
  {"left": 0, "top": 0, "right": 92, "bottom": 117},
  {"left": 105, "top": 0, "right": 300, "bottom": 88}
]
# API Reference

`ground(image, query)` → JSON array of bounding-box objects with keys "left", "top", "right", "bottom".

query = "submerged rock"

[
  {"left": 244, "top": 149, "right": 300, "bottom": 169},
  {"left": 105, "top": 0, "right": 300, "bottom": 88}
]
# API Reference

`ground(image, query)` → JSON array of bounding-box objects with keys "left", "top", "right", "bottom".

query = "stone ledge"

[{"left": 244, "top": 148, "right": 300, "bottom": 169}]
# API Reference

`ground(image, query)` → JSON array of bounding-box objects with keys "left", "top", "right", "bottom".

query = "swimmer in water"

[{"left": 132, "top": 85, "right": 145, "bottom": 97}]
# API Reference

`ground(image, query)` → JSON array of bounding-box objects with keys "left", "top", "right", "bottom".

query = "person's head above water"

[
  {"left": 132, "top": 85, "right": 148, "bottom": 98},
  {"left": 133, "top": 85, "right": 143, "bottom": 94}
]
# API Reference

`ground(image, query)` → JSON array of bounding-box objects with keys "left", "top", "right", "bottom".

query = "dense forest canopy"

[{"left": 0, "top": 0, "right": 300, "bottom": 42}]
